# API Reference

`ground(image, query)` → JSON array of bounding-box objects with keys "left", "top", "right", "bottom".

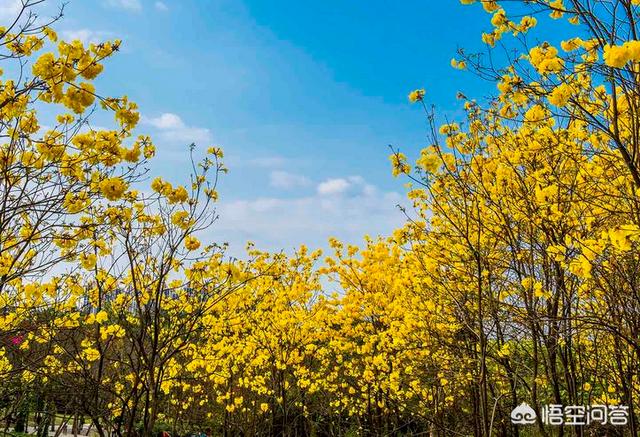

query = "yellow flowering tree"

[
  {"left": 0, "top": 2, "right": 152, "bottom": 432},
  {"left": 389, "top": 1, "right": 640, "bottom": 433},
  {"left": 7, "top": 1, "right": 640, "bottom": 436}
]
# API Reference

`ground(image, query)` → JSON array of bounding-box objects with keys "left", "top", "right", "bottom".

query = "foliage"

[{"left": 4, "top": 0, "right": 640, "bottom": 436}]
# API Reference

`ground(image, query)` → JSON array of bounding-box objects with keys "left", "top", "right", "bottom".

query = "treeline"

[{"left": 3, "top": 0, "right": 640, "bottom": 436}]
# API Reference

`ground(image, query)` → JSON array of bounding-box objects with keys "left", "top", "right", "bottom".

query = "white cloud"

[
  {"left": 154, "top": 1, "right": 168, "bottom": 11},
  {"left": 61, "top": 29, "right": 111, "bottom": 45},
  {"left": 269, "top": 171, "right": 311, "bottom": 189},
  {"left": 317, "top": 175, "right": 374, "bottom": 197},
  {"left": 317, "top": 178, "right": 350, "bottom": 196},
  {"left": 0, "top": 0, "right": 21, "bottom": 21},
  {"left": 146, "top": 113, "right": 184, "bottom": 130},
  {"left": 212, "top": 176, "right": 405, "bottom": 257},
  {"left": 105, "top": 0, "right": 142, "bottom": 11},
  {"left": 144, "top": 113, "right": 213, "bottom": 147}
]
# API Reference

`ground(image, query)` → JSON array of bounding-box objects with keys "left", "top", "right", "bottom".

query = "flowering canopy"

[{"left": 4, "top": 1, "right": 640, "bottom": 436}]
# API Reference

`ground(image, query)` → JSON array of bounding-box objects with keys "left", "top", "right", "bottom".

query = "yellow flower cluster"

[
  {"left": 151, "top": 177, "right": 190, "bottom": 203},
  {"left": 603, "top": 41, "right": 640, "bottom": 68},
  {"left": 99, "top": 177, "right": 128, "bottom": 201},
  {"left": 408, "top": 88, "right": 425, "bottom": 103},
  {"left": 529, "top": 44, "right": 564, "bottom": 74}
]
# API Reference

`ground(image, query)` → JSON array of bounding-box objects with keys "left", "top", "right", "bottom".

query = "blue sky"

[{"left": 5, "top": 0, "right": 496, "bottom": 255}]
